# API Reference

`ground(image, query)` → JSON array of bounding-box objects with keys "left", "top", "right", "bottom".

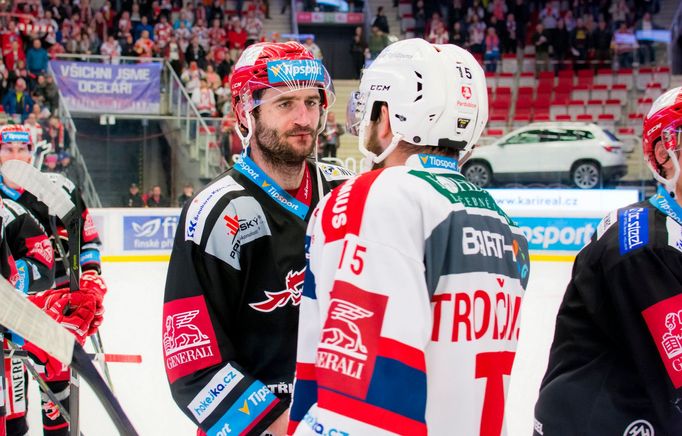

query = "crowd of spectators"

[
  {"left": 411, "top": 0, "right": 663, "bottom": 72},
  {"left": 0, "top": 0, "right": 308, "bottom": 166}
]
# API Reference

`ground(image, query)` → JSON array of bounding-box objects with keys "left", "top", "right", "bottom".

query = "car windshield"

[{"left": 504, "top": 128, "right": 594, "bottom": 145}]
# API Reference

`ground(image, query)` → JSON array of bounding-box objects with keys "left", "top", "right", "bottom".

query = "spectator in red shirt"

[
  {"left": 228, "top": 19, "right": 247, "bottom": 62},
  {"left": 155, "top": 14, "right": 173, "bottom": 51}
]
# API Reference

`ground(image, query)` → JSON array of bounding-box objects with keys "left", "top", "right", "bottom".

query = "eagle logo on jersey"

[
  {"left": 163, "top": 310, "right": 211, "bottom": 355},
  {"left": 249, "top": 267, "right": 305, "bottom": 312}
]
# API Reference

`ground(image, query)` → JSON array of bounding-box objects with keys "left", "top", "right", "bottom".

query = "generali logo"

[
  {"left": 642, "top": 293, "right": 682, "bottom": 389},
  {"left": 315, "top": 282, "right": 387, "bottom": 399},
  {"left": 319, "top": 299, "right": 373, "bottom": 373},
  {"left": 163, "top": 310, "right": 211, "bottom": 355},
  {"left": 162, "top": 296, "right": 220, "bottom": 383},
  {"left": 662, "top": 310, "right": 682, "bottom": 360},
  {"left": 461, "top": 85, "right": 472, "bottom": 100}
]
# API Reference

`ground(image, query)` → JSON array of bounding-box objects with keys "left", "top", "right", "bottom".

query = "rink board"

[{"left": 21, "top": 189, "right": 638, "bottom": 434}]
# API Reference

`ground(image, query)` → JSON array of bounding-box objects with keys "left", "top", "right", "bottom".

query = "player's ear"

[
  {"left": 654, "top": 139, "right": 671, "bottom": 171},
  {"left": 377, "top": 104, "right": 392, "bottom": 140}
]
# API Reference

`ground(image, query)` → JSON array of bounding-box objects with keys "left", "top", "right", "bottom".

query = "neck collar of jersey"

[
  {"left": 649, "top": 184, "right": 682, "bottom": 226},
  {"left": 406, "top": 154, "right": 459, "bottom": 173},
  {"left": 0, "top": 176, "right": 22, "bottom": 200},
  {"left": 233, "top": 151, "right": 310, "bottom": 220}
]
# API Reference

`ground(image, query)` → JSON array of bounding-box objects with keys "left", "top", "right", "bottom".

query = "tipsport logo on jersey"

[{"left": 123, "top": 215, "right": 178, "bottom": 250}]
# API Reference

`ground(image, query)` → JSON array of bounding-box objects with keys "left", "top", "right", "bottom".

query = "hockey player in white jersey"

[{"left": 288, "top": 39, "right": 530, "bottom": 436}]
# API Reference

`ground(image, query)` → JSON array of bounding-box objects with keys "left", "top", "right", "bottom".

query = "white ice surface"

[{"left": 24, "top": 260, "right": 573, "bottom": 436}]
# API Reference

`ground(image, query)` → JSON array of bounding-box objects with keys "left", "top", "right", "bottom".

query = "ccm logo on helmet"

[
  {"left": 647, "top": 122, "right": 662, "bottom": 137},
  {"left": 370, "top": 84, "right": 391, "bottom": 91},
  {"left": 1, "top": 132, "right": 30, "bottom": 143}
]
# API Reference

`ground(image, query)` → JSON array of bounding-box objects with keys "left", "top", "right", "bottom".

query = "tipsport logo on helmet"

[
  {"left": 266, "top": 59, "right": 324, "bottom": 85},
  {"left": 1, "top": 131, "right": 30, "bottom": 144}
]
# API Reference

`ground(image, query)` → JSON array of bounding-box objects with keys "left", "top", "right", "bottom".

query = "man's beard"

[{"left": 255, "top": 122, "right": 316, "bottom": 170}]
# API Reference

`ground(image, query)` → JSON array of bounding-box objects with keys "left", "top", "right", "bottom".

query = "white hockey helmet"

[{"left": 347, "top": 38, "right": 488, "bottom": 168}]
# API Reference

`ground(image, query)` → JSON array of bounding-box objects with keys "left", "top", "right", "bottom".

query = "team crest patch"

[
  {"left": 250, "top": 267, "right": 305, "bottom": 312},
  {"left": 642, "top": 293, "right": 682, "bottom": 388},
  {"left": 316, "top": 162, "right": 355, "bottom": 181},
  {"left": 162, "top": 296, "right": 221, "bottom": 383}
]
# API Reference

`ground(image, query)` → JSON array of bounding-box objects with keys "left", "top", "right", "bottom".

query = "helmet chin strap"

[
  {"left": 650, "top": 148, "right": 681, "bottom": 198},
  {"left": 357, "top": 122, "right": 403, "bottom": 173},
  {"left": 235, "top": 112, "right": 255, "bottom": 152}
]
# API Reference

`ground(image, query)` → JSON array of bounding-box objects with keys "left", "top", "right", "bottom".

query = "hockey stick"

[
  {"left": 3, "top": 161, "right": 83, "bottom": 435},
  {"left": 4, "top": 349, "right": 143, "bottom": 364},
  {"left": 0, "top": 275, "right": 138, "bottom": 435},
  {"left": 2, "top": 161, "right": 117, "bottom": 392},
  {"left": 48, "top": 214, "right": 116, "bottom": 391},
  {"left": 5, "top": 342, "right": 74, "bottom": 426}
]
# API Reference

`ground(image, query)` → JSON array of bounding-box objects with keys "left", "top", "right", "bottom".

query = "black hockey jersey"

[
  {"left": 0, "top": 174, "right": 101, "bottom": 288},
  {"left": 163, "top": 158, "right": 352, "bottom": 436},
  {"left": 534, "top": 186, "right": 682, "bottom": 436},
  {"left": 1, "top": 199, "right": 54, "bottom": 294}
]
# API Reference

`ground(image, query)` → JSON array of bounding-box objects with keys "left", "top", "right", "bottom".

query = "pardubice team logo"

[{"left": 250, "top": 267, "right": 305, "bottom": 312}]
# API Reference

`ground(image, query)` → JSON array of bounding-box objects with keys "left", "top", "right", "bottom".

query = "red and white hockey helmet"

[
  {"left": 642, "top": 86, "right": 682, "bottom": 191},
  {"left": 229, "top": 41, "right": 335, "bottom": 147},
  {"left": 346, "top": 38, "right": 488, "bottom": 170},
  {"left": 0, "top": 124, "right": 33, "bottom": 151}
]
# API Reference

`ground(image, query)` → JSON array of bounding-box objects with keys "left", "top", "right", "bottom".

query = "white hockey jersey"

[{"left": 288, "top": 154, "right": 530, "bottom": 436}]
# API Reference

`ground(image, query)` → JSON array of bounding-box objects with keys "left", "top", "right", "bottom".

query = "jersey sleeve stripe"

[
  {"left": 289, "top": 378, "right": 317, "bottom": 430},
  {"left": 295, "top": 362, "right": 317, "bottom": 380},
  {"left": 321, "top": 170, "right": 385, "bottom": 243},
  {"left": 366, "top": 356, "right": 427, "bottom": 422},
  {"left": 378, "top": 337, "right": 426, "bottom": 372},
  {"left": 319, "top": 388, "right": 427, "bottom": 436}
]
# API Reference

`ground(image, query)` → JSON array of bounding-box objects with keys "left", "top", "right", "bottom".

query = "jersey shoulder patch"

[
  {"left": 205, "top": 196, "right": 271, "bottom": 270},
  {"left": 596, "top": 210, "right": 619, "bottom": 241},
  {"left": 184, "top": 175, "right": 245, "bottom": 244},
  {"left": 184, "top": 175, "right": 244, "bottom": 245},
  {"left": 316, "top": 161, "right": 355, "bottom": 182},
  {"left": 617, "top": 207, "right": 650, "bottom": 254}
]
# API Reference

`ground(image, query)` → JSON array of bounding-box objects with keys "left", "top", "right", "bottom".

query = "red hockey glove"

[
  {"left": 79, "top": 270, "right": 107, "bottom": 335},
  {"left": 28, "top": 288, "right": 97, "bottom": 344},
  {"left": 22, "top": 340, "right": 68, "bottom": 381}
]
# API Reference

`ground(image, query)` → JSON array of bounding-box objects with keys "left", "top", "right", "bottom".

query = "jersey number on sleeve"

[{"left": 338, "top": 240, "right": 366, "bottom": 275}]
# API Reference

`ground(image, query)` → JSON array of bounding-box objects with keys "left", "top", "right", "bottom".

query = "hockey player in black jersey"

[
  {"left": 0, "top": 124, "right": 104, "bottom": 436},
  {"left": 163, "top": 41, "right": 352, "bottom": 436},
  {"left": 534, "top": 88, "right": 682, "bottom": 434}
]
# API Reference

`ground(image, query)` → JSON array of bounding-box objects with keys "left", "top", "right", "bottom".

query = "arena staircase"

[
  {"left": 368, "top": 0, "right": 401, "bottom": 39},
  {"left": 658, "top": 0, "right": 679, "bottom": 28}
]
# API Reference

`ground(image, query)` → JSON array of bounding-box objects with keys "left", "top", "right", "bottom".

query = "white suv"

[{"left": 462, "top": 123, "right": 628, "bottom": 189}]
